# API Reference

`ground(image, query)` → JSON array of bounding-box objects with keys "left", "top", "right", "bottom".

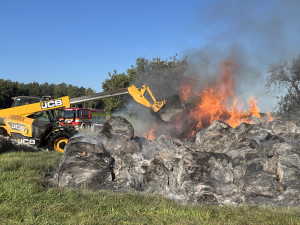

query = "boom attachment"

[
  {"left": 127, "top": 84, "right": 166, "bottom": 112},
  {"left": 69, "top": 84, "right": 166, "bottom": 113}
]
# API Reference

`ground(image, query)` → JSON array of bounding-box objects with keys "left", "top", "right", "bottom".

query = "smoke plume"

[
  {"left": 192, "top": 0, "right": 300, "bottom": 111},
  {"left": 115, "top": 0, "right": 300, "bottom": 137}
]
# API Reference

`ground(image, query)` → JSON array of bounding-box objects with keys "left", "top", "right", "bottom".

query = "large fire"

[
  {"left": 144, "top": 59, "right": 273, "bottom": 140},
  {"left": 179, "top": 60, "right": 264, "bottom": 131}
]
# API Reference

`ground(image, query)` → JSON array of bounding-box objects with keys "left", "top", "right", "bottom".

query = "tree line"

[{"left": 0, "top": 80, "right": 102, "bottom": 109}]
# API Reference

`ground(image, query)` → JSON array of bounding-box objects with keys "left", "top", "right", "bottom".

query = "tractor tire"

[
  {"left": 0, "top": 128, "right": 8, "bottom": 137},
  {"left": 48, "top": 130, "right": 75, "bottom": 153}
]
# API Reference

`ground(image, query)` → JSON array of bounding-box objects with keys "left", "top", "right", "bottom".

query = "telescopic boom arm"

[
  {"left": 0, "top": 85, "right": 165, "bottom": 119},
  {"left": 69, "top": 84, "right": 166, "bottom": 112}
]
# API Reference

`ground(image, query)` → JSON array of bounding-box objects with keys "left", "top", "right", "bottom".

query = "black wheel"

[
  {"left": 0, "top": 128, "right": 8, "bottom": 137},
  {"left": 48, "top": 131, "right": 75, "bottom": 153}
]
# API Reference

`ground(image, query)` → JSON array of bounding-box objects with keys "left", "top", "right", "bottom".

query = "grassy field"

[{"left": 0, "top": 150, "right": 299, "bottom": 225}]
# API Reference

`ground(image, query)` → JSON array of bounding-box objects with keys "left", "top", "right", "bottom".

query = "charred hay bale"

[
  {"left": 51, "top": 136, "right": 113, "bottom": 190},
  {"left": 48, "top": 117, "right": 139, "bottom": 191},
  {"left": 102, "top": 137, "right": 140, "bottom": 155},
  {"left": 47, "top": 117, "right": 300, "bottom": 206},
  {"left": 268, "top": 120, "right": 300, "bottom": 134},
  {"left": 126, "top": 135, "right": 186, "bottom": 197},
  {"left": 101, "top": 116, "right": 134, "bottom": 140},
  {"left": 195, "top": 120, "right": 235, "bottom": 153},
  {"left": 193, "top": 119, "right": 300, "bottom": 206},
  {"left": 176, "top": 149, "right": 241, "bottom": 204}
]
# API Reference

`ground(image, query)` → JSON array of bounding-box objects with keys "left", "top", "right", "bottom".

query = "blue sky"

[
  {"left": 0, "top": 0, "right": 299, "bottom": 111},
  {"left": 0, "top": 0, "right": 204, "bottom": 90}
]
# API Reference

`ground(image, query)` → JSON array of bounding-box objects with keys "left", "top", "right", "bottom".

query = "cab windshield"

[
  {"left": 62, "top": 109, "right": 90, "bottom": 119},
  {"left": 28, "top": 110, "right": 55, "bottom": 123},
  {"left": 63, "top": 110, "right": 78, "bottom": 119},
  {"left": 12, "top": 97, "right": 44, "bottom": 107}
]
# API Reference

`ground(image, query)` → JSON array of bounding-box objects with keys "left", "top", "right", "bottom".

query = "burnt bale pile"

[{"left": 48, "top": 116, "right": 300, "bottom": 206}]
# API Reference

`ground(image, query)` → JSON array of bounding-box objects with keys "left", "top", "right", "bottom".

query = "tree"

[
  {"left": 0, "top": 80, "right": 18, "bottom": 108},
  {"left": 66, "top": 85, "right": 80, "bottom": 98},
  {"left": 40, "top": 82, "right": 55, "bottom": 97},
  {"left": 53, "top": 83, "right": 67, "bottom": 98},
  {"left": 101, "top": 71, "right": 131, "bottom": 113},
  {"left": 82, "top": 88, "right": 104, "bottom": 109},
  {"left": 101, "top": 55, "right": 188, "bottom": 113},
  {"left": 127, "top": 55, "right": 188, "bottom": 98},
  {"left": 27, "top": 82, "right": 41, "bottom": 97},
  {"left": 265, "top": 54, "right": 300, "bottom": 121},
  {"left": 17, "top": 82, "right": 30, "bottom": 96}
]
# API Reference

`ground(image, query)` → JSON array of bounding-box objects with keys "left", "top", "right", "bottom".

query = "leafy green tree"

[
  {"left": 81, "top": 88, "right": 98, "bottom": 109},
  {"left": 266, "top": 54, "right": 300, "bottom": 121},
  {"left": 53, "top": 83, "right": 67, "bottom": 98},
  {"left": 101, "top": 71, "right": 131, "bottom": 113},
  {"left": 129, "top": 55, "right": 188, "bottom": 99},
  {"left": 27, "top": 82, "right": 41, "bottom": 97},
  {"left": 17, "top": 83, "right": 30, "bottom": 96},
  {"left": 40, "top": 82, "right": 55, "bottom": 98},
  {"left": 79, "top": 87, "right": 87, "bottom": 97},
  {"left": 66, "top": 85, "right": 80, "bottom": 98},
  {"left": 0, "top": 80, "right": 18, "bottom": 108},
  {"left": 101, "top": 55, "right": 188, "bottom": 113}
]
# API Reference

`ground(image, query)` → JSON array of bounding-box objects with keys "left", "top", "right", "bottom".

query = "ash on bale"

[{"left": 48, "top": 116, "right": 300, "bottom": 206}]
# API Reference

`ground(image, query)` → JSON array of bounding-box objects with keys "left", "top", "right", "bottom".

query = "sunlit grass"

[{"left": 0, "top": 151, "right": 299, "bottom": 224}]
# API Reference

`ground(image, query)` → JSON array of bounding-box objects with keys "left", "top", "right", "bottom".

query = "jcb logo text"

[
  {"left": 41, "top": 99, "right": 63, "bottom": 109},
  {"left": 17, "top": 139, "right": 36, "bottom": 145},
  {"left": 12, "top": 124, "right": 25, "bottom": 131},
  {"left": 8, "top": 122, "right": 26, "bottom": 131}
]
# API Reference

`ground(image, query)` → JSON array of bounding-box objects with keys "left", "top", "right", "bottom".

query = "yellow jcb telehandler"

[{"left": 0, "top": 84, "right": 183, "bottom": 153}]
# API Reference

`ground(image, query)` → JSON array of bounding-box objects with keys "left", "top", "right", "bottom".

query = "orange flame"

[
  {"left": 180, "top": 84, "right": 192, "bottom": 101},
  {"left": 145, "top": 58, "right": 273, "bottom": 139},
  {"left": 267, "top": 112, "right": 274, "bottom": 121},
  {"left": 147, "top": 128, "right": 155, "bottom": 140},
  {"left": 177, "top": 59, "right": 272, "bottom": 135},
  {"left": 248, "top": 96, "right": 261, "bottom": 118},
  {"left": 180, "top": 77, "right": 196, "bottom": 101},
  {"left": 226, "top": 97, "right": 249, "bottom": 127},
  {"left": 190, "top": 88, "right": 224, "bottom": 126},
  {"left": 187, "top": 66, "right": 238, "bottom": 128}
]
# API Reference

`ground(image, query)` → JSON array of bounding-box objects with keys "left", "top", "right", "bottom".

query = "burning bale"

[
  {"left": 48, "top": 116, "right": 300, "bottom": 206},
  {"left": 133, "top": 58, "right": 275, "bottom": 140}
]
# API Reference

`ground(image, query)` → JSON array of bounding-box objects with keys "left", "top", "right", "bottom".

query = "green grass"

[{"left": 0, "top": 151, "right": 299, "bottom": 225}]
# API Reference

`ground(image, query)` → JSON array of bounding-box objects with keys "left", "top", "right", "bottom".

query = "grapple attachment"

[
  {"left": 153, "top": 95, "right": 185, "bottom": 123},
  {"left": 128, "top": 85, "right": 185, "bottom": 123},
  {"left": 127, "top": 84, "right": 166, "bottom": 113}
]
